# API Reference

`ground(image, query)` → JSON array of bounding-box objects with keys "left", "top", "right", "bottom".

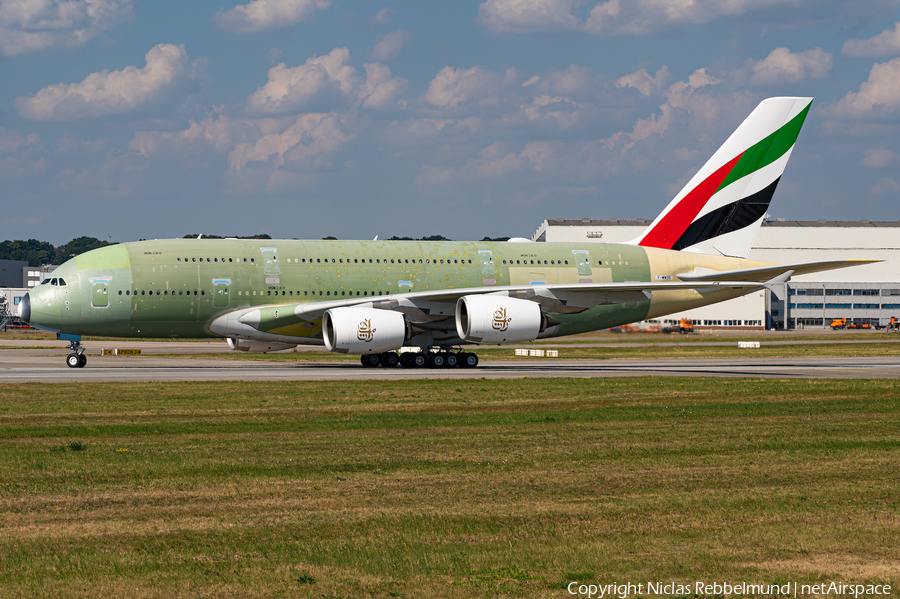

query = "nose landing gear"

[{"left": 60, "top": 333, "right": 87, "bottom": 368}]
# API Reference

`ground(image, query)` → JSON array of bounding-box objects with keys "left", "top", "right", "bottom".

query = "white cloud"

[
  {"left": 0, "top": 0, "right": 133, "bottom": 56},
  {"left": 213, "top": 0, "right": 330, "bottom": 34},
  {"left": 248, "top": 48, "right": 358, "bottom": 114},
  {"left": 868, "top": 177, "right": 900, "bottom": 196},
  {"left": 0, "top": 127, "right": 39, "bottom": 154},
  {"left": 479, "top": 0, "right": 797, "bottom": 36},
  {"left": 843, "top": 22, "right": 900, "bottom": 58},
  {"left": 423, "top": 66, "right": 517, "bottom": 107},
  {"left": 15, "top": 44, "right": 201, "bottom": 121},
  {"left": 370, "top": 30, "right": 412, "bottom": 62},
  {"left": 825, "top": 57, "right": 900, "bottom": 118},
  {"left": 358, "top": 63, "right": 408, "bottom": 109},
  {"left": 479, "top": 0, "right": 580, "bottom": 34},
  {"left": 616, "top": 65, "right": 671, "bottom": 96},
  {"left": 861, "top": 148, "right": 895, "bottom": 168},
  {"left": 247, "top": 47, "right": 406, "bottom": 114},
  {"left": 227, "top": 113, "right": 351, "bottom": 173},
  {"left": 371, "top": 7, "right": 393, "bottom": 25},
  {"left": 749, "top": 47, "right": 833, "bottom": 85}
]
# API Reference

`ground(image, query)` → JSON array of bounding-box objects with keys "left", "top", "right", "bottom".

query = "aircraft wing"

[
  {"left": 215, "top": 278, "right": 777, "bottom": 340},
  {"left": 677, "top": 259, "right": 881, "bottom": 282},
  {"left": 214, "top": 259, "right": 878, "bottom": 339}
]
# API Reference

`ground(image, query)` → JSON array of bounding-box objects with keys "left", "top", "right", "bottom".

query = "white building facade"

[{"left": 531, "top": 219, "right": 900, "bottom": 329}]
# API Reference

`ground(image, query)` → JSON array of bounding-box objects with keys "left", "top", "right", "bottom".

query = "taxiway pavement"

[{"left": 1, "top": 353, "right": 898, "bottom": 382}]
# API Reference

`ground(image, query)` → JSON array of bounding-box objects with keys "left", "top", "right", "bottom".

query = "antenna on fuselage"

[
  {"left": 373, "top": 235, "right": 378, "bottom": 241},
  {"left": 198, "top": 234, "right": 202, "bottom": 239}
]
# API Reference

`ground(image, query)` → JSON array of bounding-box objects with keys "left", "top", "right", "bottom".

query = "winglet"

[{"left": 763, "top": 269, "right": 793, "bottom": 300}]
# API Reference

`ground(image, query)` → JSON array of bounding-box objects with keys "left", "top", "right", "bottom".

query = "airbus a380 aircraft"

[{"left": 19, "top": 97, "right": 876, "bottom": 368}]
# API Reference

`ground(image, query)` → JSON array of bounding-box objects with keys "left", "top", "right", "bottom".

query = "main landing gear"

[{"left": 361, "top": 350, "right": 479, "bottom": 369}]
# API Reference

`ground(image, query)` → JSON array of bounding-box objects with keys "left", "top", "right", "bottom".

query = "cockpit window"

[
  {"left": 57, "top": 278, "right": 66, "bottom": 286},
  {"left": 41, "top": 278, "right": 51, "bottom": 285},
  {"left": 51, "top": 278, "right": 58, "bottom": 286}
]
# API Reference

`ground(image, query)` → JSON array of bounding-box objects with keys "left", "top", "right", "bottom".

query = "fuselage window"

[
  {"left": 201, "top": 291, "right": 205, "bottom": 295},
  {"left": 326, "top": 291, "right": 330, "bottom": 296},
  {"left": 426, "top": 259, "right": 430, "bottom": 264},
  {"left": 118, "top": 290, "right": 122, "bottom": 295},
  {"left": 316, "top": 258, "right": 320, "bottom": 263},
  {"left": 229, "top": 258, "right": 233, "bottom": 263},
  {"left": 363, "top": 291, "right": 368, "bottom": 296},
  {"left": 376, "top": 259, "right": 380, "bottom": 264},
  {"left": 356, "top": 291, "right": 360, "bottom": 296},
  {"left": 332, "top": 258, "right": 335, "bottom": 263},
  {"left": 192, "top": 258, "right": 196, "bottom": 262},
  {"left": 565, "top": 260, "right": 569, "bottom": 265},
  {"left": 341, "top": 291, "right": 345, "bottom": 296},
  {"left": 126, "top": 290, "right": 130, "bottom": 295},
  {"left": 319, "top": 291, "right": 322, "bottom": 296},
  {"left": 267, "top": 291, "right": 271, "bottom": 296},
  {"left": 177, "top": 258, "right": 181, "bottom": 262},
  {"left": 250, "top": 258, "right": 254, "bottom": 263},
  {"left": 214, "top": 258, "right": 218, "bottom": 262}
]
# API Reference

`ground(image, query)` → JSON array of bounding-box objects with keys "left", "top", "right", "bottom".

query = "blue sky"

[{"left": 2, "top": 0, "right": 899, "bottom": 245}]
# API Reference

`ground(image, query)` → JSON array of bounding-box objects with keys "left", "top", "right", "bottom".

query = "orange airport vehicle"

[
  {"left": 888, "top": 317, "right": 899, "bottom": 332},
  {"left": 831, "top": 318, "right": 847, "bottom": 330},
  {"left": 679, "top": 319, "right": 694, "bottom": 334}
]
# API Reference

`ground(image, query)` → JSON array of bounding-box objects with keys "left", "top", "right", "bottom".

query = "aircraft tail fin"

[{"left": 629, "top": 97, "right": 813, "bottom": 258}]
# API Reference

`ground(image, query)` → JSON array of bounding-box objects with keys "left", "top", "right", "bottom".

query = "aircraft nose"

[{"left": 18, "top": 292, "right": 31, "bottom": 324}]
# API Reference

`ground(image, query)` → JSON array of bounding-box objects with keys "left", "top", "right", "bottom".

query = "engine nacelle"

[
  {"left": 227, "top": 338, "right": 297, "bottom": 353},
  {"left": 455, "top": 295, "right": 544, "bottom": 344},
  {"left": 323, "top": 307, "right": 408, "bottom": 354}
]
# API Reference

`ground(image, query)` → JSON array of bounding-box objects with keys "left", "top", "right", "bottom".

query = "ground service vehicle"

[
  {"left": 831, "top": 318, "right": 848, "bottom": 330},
  {"left": 679, "top": 319, "right": 694, "bottom": 334}
]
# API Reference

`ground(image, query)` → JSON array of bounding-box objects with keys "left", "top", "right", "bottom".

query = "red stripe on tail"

[{"left": 639, "top": 152, "right": 743, "bottom": 250}]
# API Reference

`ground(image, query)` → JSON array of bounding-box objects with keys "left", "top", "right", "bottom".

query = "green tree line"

[{"left": 0, "top": 237, "right": 113, "bottom": 267}]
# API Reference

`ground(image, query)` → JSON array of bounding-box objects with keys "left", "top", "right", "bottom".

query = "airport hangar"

[{"left": 531, "top": 219, "right": 900, "bottom": 330}]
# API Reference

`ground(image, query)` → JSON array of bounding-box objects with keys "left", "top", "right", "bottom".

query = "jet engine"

[
  {"left": 455, "top": 295, "right": 545, "bottom": 344},
  {"left": 227, "top": 338, "right": 297, "bottom": 353},
  {"left": 323, "top": 307, "right": 408, "bottom": 354}
]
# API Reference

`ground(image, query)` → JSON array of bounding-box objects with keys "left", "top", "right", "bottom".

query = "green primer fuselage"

[{"left": 28, "top": 238, "right": 750, "bottom": 343}]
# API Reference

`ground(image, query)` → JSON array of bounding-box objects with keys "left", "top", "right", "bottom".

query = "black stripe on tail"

[{"left": 671, "top": 177, "right": 780, "bottom": 251}]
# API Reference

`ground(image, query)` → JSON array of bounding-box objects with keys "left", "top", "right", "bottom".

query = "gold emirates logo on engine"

[
  {"left": 492, "top": 307, "right": 511, "bottom": 332},
  {"left": 357, "top": 319, "right": 376, "bottom": 342}
]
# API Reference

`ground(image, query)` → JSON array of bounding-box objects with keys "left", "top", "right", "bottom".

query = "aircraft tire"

[
  {"left": 427, "top": 353, "right": 445, "bottom": 368},
  {"left": 66, "top": 353, "right": 80, "bottom": 368},
  {"left": 444, "top": 353, "right": 459, "bottom": 368},
  {"left": 461, "top": 352, "right": 478, "bottom": 368},
  {"left": 382, "top": 352, "right": 400, "bottom": 368},
  {"left": 361, "top": 354, "right": 380, "bottom": 368},
  {"left": 78, "top": 354, "right": 87, "bottom": 368},
  {"left": 413, "top": 353, "right": 427, "bottom": 368}
]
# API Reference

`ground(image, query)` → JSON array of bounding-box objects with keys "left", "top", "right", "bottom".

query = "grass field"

[{"left": 1, "top": 378, "right": 898, "bottom": 598}]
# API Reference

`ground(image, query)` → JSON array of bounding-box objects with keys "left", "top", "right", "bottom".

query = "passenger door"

[{"left": 478, "top": 250, "right": 495, "bottom": 285}]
